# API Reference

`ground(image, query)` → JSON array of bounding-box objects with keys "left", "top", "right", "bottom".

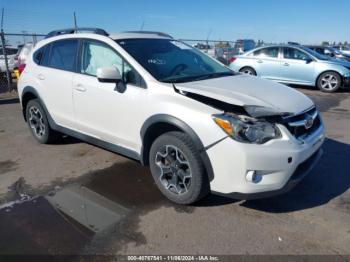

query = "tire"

[
  {"left": 317, "top": 71, "right": 341, "bottom": 93},
  {"left": 25, "top": 99, "right": 59, "bottom": 144},
  {"left": 149, "top": 131, "right": 210, "bottom": 205},
  {"left": 239, "top": 67, "right": 257, "bottom": 76}
]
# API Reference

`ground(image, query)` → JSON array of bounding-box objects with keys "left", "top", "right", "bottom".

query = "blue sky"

[{"left": 1, "top": 0, "right": 349, "bottom": 44}]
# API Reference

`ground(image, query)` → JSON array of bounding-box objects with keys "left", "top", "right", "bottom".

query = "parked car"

[
  {"left": 306, "top": 45, "right": 350, "bottom": 62},
  {"left": 215, "top": 47, "right": 238, "bottom": 65},
  {"left": 18, "top": 29, "right": 325, "bottom": 204},
  {"left": 230, "top": 45, "right": 350, "bottom": 92},
  {"left": 0, "top": 46, "right": 18, "bottom": 72},
  {"left": 332, "top": 45, "right": 350, "bottom": 55},
  {"left": 193, "top": 43, "right": 215, "bottom": 57},
  {"left": 234, "top": 39, "right": 256, "bottom": 54}
]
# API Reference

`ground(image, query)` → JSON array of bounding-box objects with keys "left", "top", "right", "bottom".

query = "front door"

[{"left": 72, "top": 39, "right": 147, "bottom": 152}]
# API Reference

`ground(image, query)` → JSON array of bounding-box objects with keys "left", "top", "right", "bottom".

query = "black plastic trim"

[
  {"left": 140, "top": 114, "right": 215, "bottom": 181},
  {"left": 343, "top": 76, "right": 350, "bottom": 88}
]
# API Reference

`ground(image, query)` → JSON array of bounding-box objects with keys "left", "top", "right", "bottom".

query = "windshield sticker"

[
  {"left": 170, "top": 41, "right": 191, "bottom": 50},
  {"left": 148, "top": 59, "right": 167, "bottom": 65}
]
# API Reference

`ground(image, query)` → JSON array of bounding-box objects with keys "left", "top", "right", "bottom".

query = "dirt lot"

[{"left": 0, "top": 87, "right": 350, "bottom": 257}]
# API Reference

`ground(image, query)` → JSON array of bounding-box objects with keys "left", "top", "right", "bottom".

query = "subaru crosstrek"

[{"left": 18, "top": 29, "right": 325, "bottom": 204}]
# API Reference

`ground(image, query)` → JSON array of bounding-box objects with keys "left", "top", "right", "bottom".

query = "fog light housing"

[{"left": 246, "top": 170, "right": 262, "bottom": 183}]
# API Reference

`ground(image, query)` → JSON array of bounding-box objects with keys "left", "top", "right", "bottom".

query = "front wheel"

[
  {"left": 149, "top": 132, "right": 210, "bottom": 205},
  {"left": 317, "top": 72, "right": 341, "bottom": 93}
]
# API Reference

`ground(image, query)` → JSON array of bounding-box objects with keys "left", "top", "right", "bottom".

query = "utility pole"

[
  {"left": 21, "top": 30, "right": 27, "bottom": 44},
  {"left": 1, "top": 8, "right": 12, "bottom": 92}
]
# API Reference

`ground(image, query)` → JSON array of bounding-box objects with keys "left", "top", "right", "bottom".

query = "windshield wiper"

[
  {"left": 160, "top": 72, "right": 234, "bottom": 84},
  {"left": 190, "top": 72, "right": 234, "bottom": 82}
]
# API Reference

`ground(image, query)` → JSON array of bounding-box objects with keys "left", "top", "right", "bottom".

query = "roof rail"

[
  {"left": 45, "top": 28, "right": 109, "bottom": 39},
  {"left": 123, "top": 31, "right": 173, "bottom": 39}
]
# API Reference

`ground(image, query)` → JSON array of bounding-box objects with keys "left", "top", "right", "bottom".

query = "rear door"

[
  {"left": 280, "top": 47, "right": 315, "bottom": 85},
  {"left": 33, "top": 39, "right": 78, "bottom": 129},
  {"left": 251, "top": 47, "right": 282, "bottom": 80}
]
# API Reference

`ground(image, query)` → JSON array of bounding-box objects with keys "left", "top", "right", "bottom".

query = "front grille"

[{"left": 283, "top": 107, "right": 321, "bottom": 139}]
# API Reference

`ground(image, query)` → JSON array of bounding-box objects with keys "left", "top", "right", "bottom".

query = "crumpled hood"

[{"left": 176, "top": 75, "right": 314, "bottom": 115}]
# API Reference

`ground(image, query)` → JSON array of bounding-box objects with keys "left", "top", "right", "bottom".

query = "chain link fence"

[
  {"left": 0, "top": 32, "right": 46, "bottom": 93},
  {"left": 0, "top": 34, "right": 253, "bottom": 93}
]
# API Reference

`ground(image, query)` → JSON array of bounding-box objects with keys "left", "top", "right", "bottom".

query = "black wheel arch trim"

[
  {"left": 21, "top": 86, "right": 140, "bottom": 161},
  {"left": 140, "top": 114, "right": 215, "bottom": 181}
]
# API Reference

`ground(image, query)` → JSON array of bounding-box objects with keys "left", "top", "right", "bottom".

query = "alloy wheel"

[
  {"left": 320, "top": 74, "right": 339, "bottom": 91},
  {"left": 155, "top": 145, "right": 192, "bottom": 195},
  {"left": 28, "top": 106, "right": 46, "bottom": 138}
]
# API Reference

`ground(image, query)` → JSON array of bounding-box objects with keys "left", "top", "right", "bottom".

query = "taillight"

[
  {"left": 18, "top": 64, "right": 26, "bottom": 74},
  {"left": 229, "top": 57, "right": 237, "bottom": 63}
]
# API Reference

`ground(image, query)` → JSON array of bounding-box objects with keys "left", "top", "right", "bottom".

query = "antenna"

[
  {"left": 140, "top": 21, "right": 145, "bottom": 31},
  {"left": 1, "top": 8, "right": 4, "bottom": 31},
  {"left": 206, "top": 29, "right": 212, "bottom": 41},
  {"left": 74, "top": 12, "right": 78, "bottom": 32}
]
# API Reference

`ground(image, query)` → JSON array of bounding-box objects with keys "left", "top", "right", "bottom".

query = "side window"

[
  {"left": 81, "top": 40, "right": 123, "bottom": 76},
  {"left": 284, "top": 48, "right": 310, "bottom": 61},
  {"left": 41, "top": 44, "right": 51, "bottom": 66},
  {"left": 81, "top": 40, "right": 145, "bottom": 87},
  {"left": 253, "top": 47, "right": 279, "bottom": 58},
  {"left": 47, "top": 39, "right": 78, "bottom": 71}
]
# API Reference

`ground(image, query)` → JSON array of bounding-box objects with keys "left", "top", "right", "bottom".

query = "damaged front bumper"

[{"left": 206, "top": 121, "right": 325, "bottom": 199}]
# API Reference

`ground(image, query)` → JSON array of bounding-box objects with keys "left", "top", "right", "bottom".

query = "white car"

[
  {"left": 18, "top": 29, "right": 325, "bottom": 204},
  {"left": 0, "top": 46, "right": 18, "bottom": 72},
  {"left": 17, "top": 43, "right": 34, "bottom": 69}
]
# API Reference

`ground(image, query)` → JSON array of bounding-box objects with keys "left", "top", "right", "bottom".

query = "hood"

[{"left": 175, "top": 75, "right": 314, "bottom": 116}]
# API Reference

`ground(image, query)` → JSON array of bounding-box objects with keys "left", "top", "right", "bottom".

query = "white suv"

[{"left": 18, "top": 29, "right": 325, "bottom": 204}]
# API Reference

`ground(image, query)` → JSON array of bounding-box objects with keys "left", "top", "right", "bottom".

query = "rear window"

[
  {"left": 0, "top": 48, "right": 18, "bottom": 55},
  {"left": 253, "top": 47, "right": 279, "bottom": 58}
]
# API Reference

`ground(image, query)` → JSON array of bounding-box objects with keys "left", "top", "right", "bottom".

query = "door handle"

[
  {"left": 257, "top": 60, "right": 263, "bottom": 63},
  {"left": 74, "top": 84, "right": 87, "bottom": 92},
  {"left": 37, "top": 74, "right": 45, "bottom": 80},
  {"left": 284, "top": 63, "right": 290, "bottom": 66}
]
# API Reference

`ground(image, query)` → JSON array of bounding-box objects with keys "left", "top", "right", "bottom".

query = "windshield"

[
  {"left": 326, "top": 47, "right": 342, "bottom": 55},
  {"left": 116, "top": 39, "right": 234, "bottom": 83},
  {"left": 299, "top": 46, "right": 329, "bottom": 60}
]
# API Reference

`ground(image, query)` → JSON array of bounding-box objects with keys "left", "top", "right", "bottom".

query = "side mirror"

[
  {"left": 305, "top": 58, "right": 313, "bottom": 64},
  {"left": 97, "top": 67, "right": 126, "bottom": 93}
]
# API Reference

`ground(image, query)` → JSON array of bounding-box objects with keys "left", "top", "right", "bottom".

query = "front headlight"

[{"left": 213, "top": 114, "right": 281, "bottom": 144}]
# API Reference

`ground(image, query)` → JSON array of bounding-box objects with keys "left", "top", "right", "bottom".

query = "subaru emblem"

[{"left": 304, "top": 114, "right": 314, "bottom": 129}]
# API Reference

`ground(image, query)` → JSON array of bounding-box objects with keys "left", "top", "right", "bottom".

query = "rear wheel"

[
  {"left": 149, "top": 131, "right": 210, "bottom": 205},
  {"left": 25, "top": 99, "right": 59, "bottom": 144},
  {"left": 239, "top": 67, "right": 257, "bottom": 76},
  {"left": 317, "top": 71, "right": 341, "bottom": 93}
]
